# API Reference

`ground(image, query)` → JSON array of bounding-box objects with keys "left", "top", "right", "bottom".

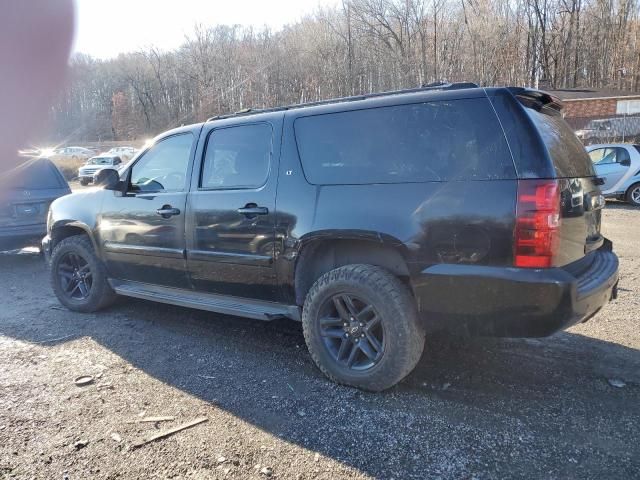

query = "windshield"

[
  {"left": 2, "top": 158, "right": 65, "bottom": 190},
  {"left": 88, "top": 157, "right": 113, "bottom": 165}
]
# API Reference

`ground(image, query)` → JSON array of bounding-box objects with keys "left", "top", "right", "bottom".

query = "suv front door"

[
  {"left": 99, "top": 131, "right": 196, "bottom": 288},
  {"left": 186, "top": 120, "right": 282, "bottom": 300}
]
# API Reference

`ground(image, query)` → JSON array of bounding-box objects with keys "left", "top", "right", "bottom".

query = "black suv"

[{"left": 43, "top": 84, "right": 619, "bottom": 391}]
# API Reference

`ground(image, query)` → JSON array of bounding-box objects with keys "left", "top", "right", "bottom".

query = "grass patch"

[{"left": 52, "top": 157, "right": 85, "bottom": 181}]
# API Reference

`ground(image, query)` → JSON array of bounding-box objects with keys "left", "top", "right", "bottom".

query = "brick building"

[{"left": 547, "top": 89, "right": 640, "bottom": 144}]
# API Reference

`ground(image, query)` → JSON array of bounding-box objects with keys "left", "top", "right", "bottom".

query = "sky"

[{"left": 73, "top": 0, "right": 337, "bottom": 59}]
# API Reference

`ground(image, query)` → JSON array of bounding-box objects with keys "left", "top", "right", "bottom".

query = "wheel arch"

[
  {"left": 625, "top": 181, "right": 640, "bottom": 205},
  {"left": 50, "top": 220, "right": 97, "bottom": 252},
  {"left": 293, "top": 231, "right": 411, "bottom": 306}
]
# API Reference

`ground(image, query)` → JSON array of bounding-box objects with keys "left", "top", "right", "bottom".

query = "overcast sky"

[{"left": 73, "top": 0, "right": 337, "bottom": 59}]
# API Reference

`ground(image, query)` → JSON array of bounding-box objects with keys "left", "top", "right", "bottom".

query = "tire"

[
  {"left": 80, "top": 179, "right": 89, "bottom": 186},
  {"left": 49, "top": 235, "right": 117, "bottom": 312},
  {"left": 625, "top": 183, "right": 640, "bottom": 206},
  {"left": 302, "top": 264, "right": 425, "bottom": 391}
]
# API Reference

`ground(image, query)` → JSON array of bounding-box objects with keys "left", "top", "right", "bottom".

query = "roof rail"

[{"left": 206, "top": 82, "right": 480, "bottom": 122}]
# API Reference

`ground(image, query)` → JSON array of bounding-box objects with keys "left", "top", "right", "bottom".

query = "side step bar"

[{"left": 109, "top": 279, "right": 301, "bottom": 321}]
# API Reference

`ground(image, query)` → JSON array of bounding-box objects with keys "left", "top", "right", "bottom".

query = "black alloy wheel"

[
  {"left": 318, "top": 293, "right": 385, "bottom": 371},
  {"left": 57, "top": 251, "right": 93, "bottom": 300}
]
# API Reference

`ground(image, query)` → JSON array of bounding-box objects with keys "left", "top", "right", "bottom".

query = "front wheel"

[
  {"left": 302, "top": 264, "right": 425, "bottom": 391},
  {"left": 79, "top": 179, "right": 89, "bottom": 186},
  {"left": 625, "top": 183, "right": 640, "bottom": 206},
  {"left": 49, "top": 235, "right": 116, "bottom": 312}
]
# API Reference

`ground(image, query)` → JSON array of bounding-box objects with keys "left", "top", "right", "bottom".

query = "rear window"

[
  {"left": 525, "top": 107, "right": 595, "bottom": 178},
  {"left": 294, "top": 98, "right": 516, "bottom": 184},
  {"left": 4, "top": 159, "right": 65, "bottom": 190}
]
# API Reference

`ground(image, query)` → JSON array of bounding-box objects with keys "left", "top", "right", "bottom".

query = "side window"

[
  {"left": 601, "top": 148, "right": 618, "bottom": 164},
  {"left": 294, "top": 98, "right": 515, "bottom": 184},
  {"left": 591, "top": 148, "right": 629, "bottom": 165},
  {"left": 200, "top": 123, "right": 272, "bottom": 189},
  {"left": 589, "top": 148, "right": 606, "bottom": 164},
  {"left": 130, "top": 133, "right": 193, "bottom": 192},
  {"left": 616, "top": 147, "right": 631, "bottom": 164}
]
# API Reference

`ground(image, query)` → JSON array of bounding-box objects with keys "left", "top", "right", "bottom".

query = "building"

[{"left": 547, "top": 89, "right": 640, "bottom": 144}]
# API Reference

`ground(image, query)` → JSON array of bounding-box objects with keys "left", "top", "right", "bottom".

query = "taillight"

[{"left": 514, "top": 179, "right": 561, "bottom": 268}]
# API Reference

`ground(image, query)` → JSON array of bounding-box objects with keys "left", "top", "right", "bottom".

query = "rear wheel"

[
  {"left": 79, "top": 179, "right": 89, "bottom": 186},
  {"left": 625, "top": 183, "right": 640, "bottom": 206},
  {"left": 49, "top": 235, "right": 116, "bottom": 312},
  {"left": 302, "top": 264, "right": 425, "bottom": 391}
]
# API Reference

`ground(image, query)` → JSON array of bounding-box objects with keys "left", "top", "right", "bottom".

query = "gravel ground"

[{"left": 0, "top": 203, "right": 639, "bottom": 479}]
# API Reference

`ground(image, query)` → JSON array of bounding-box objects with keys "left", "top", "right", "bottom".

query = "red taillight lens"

[{"left": 514, "top": 179, "right": 561, "bottom": 268}]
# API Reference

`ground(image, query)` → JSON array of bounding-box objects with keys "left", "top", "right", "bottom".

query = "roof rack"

[{"left": 206, "top": 81, "right": 479, "bottom": 122}]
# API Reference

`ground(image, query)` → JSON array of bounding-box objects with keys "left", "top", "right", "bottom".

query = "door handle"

[
  {"left": 156, "top": 205, "right": 181, "bottom": 218},
  {"left": 237, "top": 204, "right": 269, "bottom": 216}
]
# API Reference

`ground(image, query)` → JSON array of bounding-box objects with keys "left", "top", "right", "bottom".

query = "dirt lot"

[{"left": 1, "top": 204, "right": 639, "bottom": 479}]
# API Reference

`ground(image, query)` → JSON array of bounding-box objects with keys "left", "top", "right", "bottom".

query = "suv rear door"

[{"left": 186, "top": 118, "right": 282, "bottom": 300}]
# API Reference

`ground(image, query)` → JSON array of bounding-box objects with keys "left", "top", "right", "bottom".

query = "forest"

[{"left": 49, "top": 0, "right": 640, "bottom": 142}]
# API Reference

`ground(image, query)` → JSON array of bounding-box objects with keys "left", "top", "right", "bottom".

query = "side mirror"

[
  {"left": 620, "top": 158, "right": 631, "bottom": 167},
  {"left": 94, "top": 168, "right": 122, "bottom": 190}
]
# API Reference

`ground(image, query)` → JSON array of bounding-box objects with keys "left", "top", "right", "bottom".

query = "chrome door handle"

[
  {"left": 237, "top": 205, "right": 268, "bottom": 216},
  {"left": 156, "top": 205, "right": 181, "bottom": 218}
]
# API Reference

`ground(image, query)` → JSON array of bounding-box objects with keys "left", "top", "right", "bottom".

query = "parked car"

[
  {"left": 43, "top": 84, "right": 619, "bottom": 391},
  {"left": 51, "top": 146, "right": 94, "bottom": 162},
  {"left": 586, "top": 143, "right": 640, "bottom": 206},
  {"left": 78, "top": 155, "right": 123, "bottom": 185},
  {"left": 105, "top": 147, "right": 137, "bottom": 161},
  {"left": 0, "top": 158, "right": 70, "bottom": 250}
]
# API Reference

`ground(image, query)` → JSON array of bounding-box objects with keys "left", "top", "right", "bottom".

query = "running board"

[{"left": 109, "top": 279, "right": 301, "bottom": 321}]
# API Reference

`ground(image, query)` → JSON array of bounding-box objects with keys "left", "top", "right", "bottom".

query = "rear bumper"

[
  {"left": 0, "top": 224, "right": 46, "bottom": 250},
  {"left": 412, "top": 241, "right": 619, "bottom": 337}
]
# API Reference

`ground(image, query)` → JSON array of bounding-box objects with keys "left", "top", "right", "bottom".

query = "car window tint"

[
  {"left": 130, "top": 133, "right": 193, "bottom": 192},
  {"left": 293, "top": 98, "right": 515, "bottom": 184},
  {"left": 616, "top": 147, "right": 631, "bottom": 163},
  {"left": 525, "top": 107, "right": 595, "bottom": 177},
  {"left": 200, "top": 124, "right": 272, "bottom": 189}
]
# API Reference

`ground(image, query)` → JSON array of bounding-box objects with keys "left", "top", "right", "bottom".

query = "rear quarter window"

[
  {"left": 525, "top": 107, "right": 595, "bottom": 178},
  {"left": 294, "top": 98, "right": 516, "bottom": 185}
]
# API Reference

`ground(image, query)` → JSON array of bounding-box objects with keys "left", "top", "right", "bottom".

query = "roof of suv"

[
  {"left": 206, "top": 83, "right": 483, "bottom": 123},
  {"left": 201, "top": 83, "right": 562, "bottom": 127},
  {"left": 154, "top": 84, "right": 563, "bottom": 144}
]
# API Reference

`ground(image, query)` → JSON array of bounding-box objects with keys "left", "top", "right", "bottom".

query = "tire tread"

[{"left": 302, "top": 264, "right": 424, "bottom": 391}]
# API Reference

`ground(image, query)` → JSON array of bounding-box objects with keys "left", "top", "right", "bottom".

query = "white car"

[
  {"left": 78, "top": 155, "right": 123, "bottom": 186},
  {"left": 586, "top": 143, "right": 640, "bottom": 206},
  {"left": 51, "top": 146, "right": 95, "bottom": 162},
  {"left": 105, "top": 146, "right": 137, "bottom": 160}
]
